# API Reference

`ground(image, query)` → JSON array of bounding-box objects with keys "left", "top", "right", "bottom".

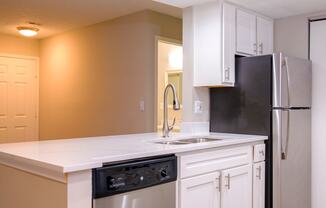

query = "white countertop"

[{"left": 0, "top": 132, "right": 267, "bottom": 181}]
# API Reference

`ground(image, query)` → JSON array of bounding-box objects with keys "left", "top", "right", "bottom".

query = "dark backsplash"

[{"left": 209, "top": 55, "right": 273, "bottom": 136}]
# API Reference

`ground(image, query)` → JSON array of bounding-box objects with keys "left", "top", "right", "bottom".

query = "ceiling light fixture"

[{"left": 17, "top": 26, "right": 39, "bottom": 37}]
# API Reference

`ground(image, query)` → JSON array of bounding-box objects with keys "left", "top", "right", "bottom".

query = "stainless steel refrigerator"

[{"left": 210, "top": 53, "right": 311, "bottom": 208}]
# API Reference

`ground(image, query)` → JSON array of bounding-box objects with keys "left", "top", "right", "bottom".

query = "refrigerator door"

[
  {"left": 273, "top": 109, "right": 311, "bottom": 208},
  {"left": 273, "top": 53, "right": 312, "bottom": 108}
]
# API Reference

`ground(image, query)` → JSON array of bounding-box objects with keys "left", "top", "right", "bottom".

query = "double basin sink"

[{"left": 155, "top": 137, "right": 223, "bottom": 145}]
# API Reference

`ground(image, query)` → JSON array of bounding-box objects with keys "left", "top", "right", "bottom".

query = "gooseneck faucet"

[{"left": 162, "top": 84, "right": 180, "bottom": 137}]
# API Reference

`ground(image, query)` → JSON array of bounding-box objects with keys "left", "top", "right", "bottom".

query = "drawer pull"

[
  {"left": 225, "top": 174, "right": 231, "bottom": 190},
  {"left": 216, "top": 178, "right": 220, "bottom": 191},
  {"left": 256, "top": 166, "right": 262, "bottom": 180}
]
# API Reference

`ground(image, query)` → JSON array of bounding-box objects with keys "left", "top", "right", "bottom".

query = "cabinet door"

[
  {"left": 192, "top": 2, "right": 223, "bottom": 87},
  {"left": 180, "top": 172, "right": 220, "bottom": 208},
  {"left": 221, "top": 165, "right": 252, "bottom": 208},
  {"left": 236, "top": 9, "right": 257, "bottom": 55},
  {"left": 253, "top": 162, "right": 265, "bottom": 208},
  {"left": 222, "top": 3, "right": 236, "bottom": 85},
  {"left": 257, "top": 17, "right": 273, "bottom": 55}
]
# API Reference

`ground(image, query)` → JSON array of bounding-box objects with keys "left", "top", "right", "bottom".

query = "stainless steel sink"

[
  {"left": 154, "top": 138, "right": 223, "bottom": 145},
  {"left": 179, "top": 138, "right": 223, "bottom": 143}
]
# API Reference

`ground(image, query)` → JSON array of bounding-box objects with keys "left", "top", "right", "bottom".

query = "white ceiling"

[
  {"left": 0, "top": 0, "right": 181, "bottom": 39},
  {"left": 3, "top": 0, "right": 326, "bottom": 39},
  {"left": 155, "top": 0, "right": 326, "bottom": 18}
]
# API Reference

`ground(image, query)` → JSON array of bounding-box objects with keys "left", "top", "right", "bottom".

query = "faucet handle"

[{"left": 168, "top": 117, "right": 176, "bottom": 132}]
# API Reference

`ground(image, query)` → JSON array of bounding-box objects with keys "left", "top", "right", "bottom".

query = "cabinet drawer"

[
  {"left": 179, "top": 146, "right": 252, "bottom": 179},
  {"left": 253, "top": 144, "right": 265, "bottom": 162}
]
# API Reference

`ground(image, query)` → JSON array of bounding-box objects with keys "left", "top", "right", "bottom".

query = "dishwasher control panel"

[{"left": 93, "top": 155, "right": 177, "bottom": 199}]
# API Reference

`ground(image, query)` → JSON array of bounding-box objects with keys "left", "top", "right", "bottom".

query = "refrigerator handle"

[
  {"left": 282, "top": 57, "right": 291, "bottom": 108},
  {"left": 281, "top": 110, "right": 290, "bottom": 160}
]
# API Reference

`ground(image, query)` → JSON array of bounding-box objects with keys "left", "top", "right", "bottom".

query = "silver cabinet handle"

[
  {"left": 216, "top": 177, "right": 220, "bottom": 191},
  {"left": 225, "top": 174, "right": 231, "bottom": 190},
  {"left": 256, "top": 166, "right": 262, "bottom": 180},
  {"left": 225, "top": 67, "right": 230, "bottom": 81},
  {"left": 259, "top": 43, "right": 263, "bottom": 54},
  {"left": 253, "top": 43, "right": 258, "bottom": 54}
]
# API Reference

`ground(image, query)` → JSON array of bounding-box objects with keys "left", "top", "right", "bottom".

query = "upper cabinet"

[
  {"left": 257, "top": 16, "right": 274, "bottom": 55},
  {"left": 222, "top": 3, "right": 236, "bottom": 85},
  {"left": 185, "top": 0, "right": 274, "bottom": 87},
  {"left": 236, "top": 9, "right": 257, "bottom": 55},
  {"left": 189, "top": 1, "right": 236, "bottom": 87},
  {"left": 236, "top": 8, "right": 274, "bottom": 56}
]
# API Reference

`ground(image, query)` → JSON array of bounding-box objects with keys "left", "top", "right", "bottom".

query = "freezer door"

[
  {"left": 273, "top": 109, "right": 311, "bottom": 208},
  {"left": 273, "top": 53, "right": 312, "bottom": 108}
]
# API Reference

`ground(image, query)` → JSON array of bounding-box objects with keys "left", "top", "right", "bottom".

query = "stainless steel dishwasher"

[{"left": 93, "top": 155, "right": 177, "bottom": 208}]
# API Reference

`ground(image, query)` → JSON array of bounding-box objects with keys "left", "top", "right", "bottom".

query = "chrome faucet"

[{"left": 162, "top": 84, "right": 180, "bottom": 137}]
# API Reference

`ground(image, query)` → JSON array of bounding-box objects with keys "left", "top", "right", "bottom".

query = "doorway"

[
  {"left": 156, "top": 38, "right": 183, "bottom": 132},
  {"left": 0, "top": 55, "right": 39, "bottom": 143}
]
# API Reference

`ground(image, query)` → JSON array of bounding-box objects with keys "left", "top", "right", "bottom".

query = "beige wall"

[
  {"left": 274, "top": 14, "right": 310, "bottom": 59},
  {"left": 182, "top": 7, "right": 210, "bottom": 124},
  {"left": 0, "top": 33, "right": 39, "bottom": 57},
  {"left": 39, "top": 10, "right": 182, "bottom": 140},
  {"left": 274, "top": 11, "right": 326, "bottom": 59},
  {"left": 0, "top": 164, "right": 67, "bottom": 208}
]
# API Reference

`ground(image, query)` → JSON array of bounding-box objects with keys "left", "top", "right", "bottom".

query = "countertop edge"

[
  {"left": 61, "top": 139, "right": 266, "bottom": 174},
  {"left": 0, "top": 152, "right": 67, "bottom": 183},
  {"left": 0, "top": 134, "right": 267, "bottom": 182}
]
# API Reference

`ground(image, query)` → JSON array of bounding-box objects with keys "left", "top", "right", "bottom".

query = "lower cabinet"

[
  {"left": 221, "top": 165, "right": 253, "bottom": 208},
  {"left": 253, "top": 162, "right": 265, "bottom": 208},
  {"left": 179, "top": 165, "right": 252, "bottom": 208},
  {"left": 180, "top": 172, "right": 220, "bottom": 208},
  {"left": 178, "top": 145, "right": 265, "bottom": 208}
]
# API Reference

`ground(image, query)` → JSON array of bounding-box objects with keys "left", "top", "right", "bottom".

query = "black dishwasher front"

[{"left": 93, "top": 155, "right": 177, "bottom": 208}]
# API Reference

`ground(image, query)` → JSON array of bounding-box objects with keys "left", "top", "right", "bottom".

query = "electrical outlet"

[{"left": 194, "top": 100, "right": 203, "bottom": 114}]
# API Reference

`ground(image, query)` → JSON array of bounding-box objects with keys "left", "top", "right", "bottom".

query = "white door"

[
  {"left": 222, "top": 3, "right": 236, "bottom": 85},
  {"left": 253, "top": 162, "right": 265, "bottom": 208},
  {"left": 236, "top": 9, "right": 257, "bottom": 55},
  {"left": 310, "top": 20, "right": 326, "bottom": 208},
  {"left": 221, "top": 165, "right": 252, "bottom": 208},
  {"left": 0, "top": 56, "right": 38, "bottom": 143},
  {"left": 257, "top": 17, "right": 273, "bottom": 55},
  {"left": 180, "top": 172, "right": 220, "bottom": 208}
]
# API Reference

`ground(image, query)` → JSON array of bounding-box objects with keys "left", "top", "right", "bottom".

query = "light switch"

[
  {"left": 194, "top": 100, "right": 203, "bottom": 114},
  {"left": 139, "top": 101, "right": 145, "bottom": 112}
]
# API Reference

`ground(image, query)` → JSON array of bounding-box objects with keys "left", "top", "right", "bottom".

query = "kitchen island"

[{"left": 0, "top": 132, "right": 266, "bottom": 208}]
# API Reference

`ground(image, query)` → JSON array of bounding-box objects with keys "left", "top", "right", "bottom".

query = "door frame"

[
  {"left": 0, "top": 53, "right": 40, "bottom": 140},
  {"left": 154, "top": 36, "right": 182, "bottom": 132}
]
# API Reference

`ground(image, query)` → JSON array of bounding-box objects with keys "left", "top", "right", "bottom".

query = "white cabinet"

[
  {"left": 178, "top": 146, "right": 255, "bottom": 208},
  {"left": 189, "top": 1, "right": 236, "bottom": 87},
  {"left": 257, "top": 17, "right": 274, "bottom": 55},
  {"left": 221, "top": 165, "right": 253, "bottom": 208},
  {"left": 236, "top": 9, "right": 257, "bottom": 55},
  {"left": 253, "top": 144, "right": 266, "bottom": 162},
  {"left": 180, "top": 172, "right": 220, "bottom": 208},
  {"left": 222, "top": 3, "right": 236, "bottom": 84},
  {"left": 253, "top": 162, "right": 265, "bottom": 208},
  {"left": 236, "top": 9, "right": 274, "bottom": 56},
  {"left": 178, "top": 144, "right": 267, "bottom": 208},
  {"left": 185, "top": 1, "right": 274, "bottom": 87}
]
